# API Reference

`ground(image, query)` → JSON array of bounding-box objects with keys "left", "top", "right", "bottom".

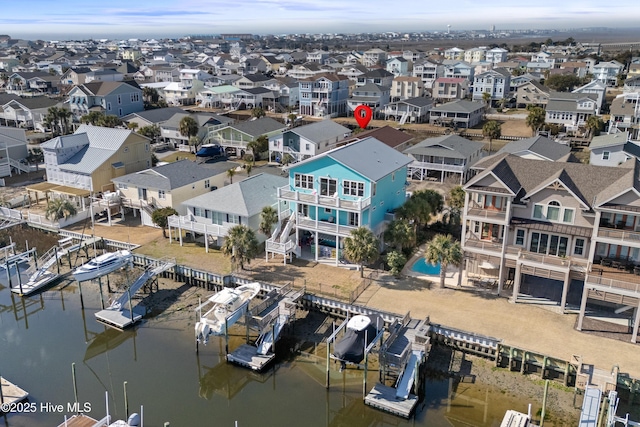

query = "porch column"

[
  {"left": 178, "top": 222, "right": 183, "bottom": 246},
  {"left": 576, "top": 285, "right": 589, "bottom": 331},
  {"left": 315, "top": 231, "right": 319, "bottom": 262},
  {"left": 168, "top": 222, "right": 172, "bottom": 244},
  {"left": 205, "top": 230, "right": 209, "bottom": 253},
  {"left": 587, "top": 210, "right": 602, "bottom": 269},
  {"left": 560, "top": 268, "right": 571, "bottom": 313},
  {"left": 631, "top": 298, "right": 640, "bottom": 344},
  {"left": 335, "top": 235, "right": 339, "bottom": 266},
  {"left": 460, "top": 191, "right": 470, "bottom": 245},
  {"left": 511, "top": 262, "right": 522, "bottom": 303}
]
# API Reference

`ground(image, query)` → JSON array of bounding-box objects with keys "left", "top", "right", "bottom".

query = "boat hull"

[{"left": 73, "top": 251, "right": 132, "bottom": 282}]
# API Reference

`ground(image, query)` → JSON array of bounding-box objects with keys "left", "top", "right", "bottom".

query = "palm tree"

[
  {"left": 526, "top": 106, "right": 546, "bottom": 136},
  {"left": 343, "top": 227, "right": 379, "bottom": 277},
  {"left": 57, "top": 108, "right": 72, "bottom": 135},
  {"left": 251, "top": 107, "right": 266, "bottom": 118},
  {"left": 222, "top": 225, "right": 259, "bottom": 271},
  {"left": 383, "top": 219, "right": 415, "bottom": 252},
  {"left": 585, "top": 115, "right": 603, "bottom": 137},
  {"left": 100, "top": 115, "right": 123, "bottom": 128},
  {"left": 151, "top": 207, "right": 178, "bottom": 238},
  {"left": 81, "top": 111, "right": 106, "bottom": 126},
  {"left": 226, "top": 168, "right": 236, "bottom": 184},
  {"left": 445, "top": 186, "right": 465, "bottom": 226},
  {"left": 482, "top": 120, "right": 502, "bottom": 153},
  {"left": 138, "top": 124, "right": 161, "bottom": 143},
  {"left": 425, "top": 234, "right": 463, "bottom": 289},
  {"left": 247, "top": 135, "right": 268, "bottom": 165},
  {"left": 396, "top": 189, "right": 444, "bottom": 232},
  {"left": 44, "top": 198, "right": 77, "bottom": 221},
  {"left": 482, "top": 91, "right": 492, "bottom": 113},
  {"left": 259, "top": 205, "right": 278, "bottom": 237},
  {"left": 179, "top": 116, "right": 199, "bottom": 152}
]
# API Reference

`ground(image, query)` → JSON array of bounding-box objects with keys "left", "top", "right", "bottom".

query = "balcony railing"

[
  {"left": 265, "top": 238, "right": 297, "bottom": 254},
  {"left": 585, "top": 274, "right": 640, "bottom": 294},
  {"left": 277, "top": 186, "right": 371, "bottom": 211},
  {"left": 505, "top": 246, "right": 589, "bottom": 269},
  {"left": 297, "top": 217, "right": 358, "bottom": 236},
  {"left": 167, "top": 215, "right": 230, "bottom": 237},
  {"left": 466, "top": 208, "right": 508, "bottom": 221},
  {"left": 463, "top": 239, "right": 503, "bottom": 253},
  {"left": 597, "top": 227, "right": 640, "bottom": 243},
  {"left": 408, "top": 160, "right": 465, "bottom": 172}
]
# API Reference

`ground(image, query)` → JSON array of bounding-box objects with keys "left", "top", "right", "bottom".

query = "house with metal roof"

[
  {"left": 170, "top": 173, "right": 288, "bottom": 251},
  {"left": 266, "top": 137, "right": 412, "bottom": 265},
  {"left": 496, "top": 135, "right": 573, "bottom": 162},
  {"left": 383, "top": 96, "right": 433, "bottom": 124},
  {"left": 207, "top": 117, "right": 287, "bottom": 158},
  {"left": 38, "top": 124, "right": 151, "bottom": 195},
  {"left": 461, "top": 153, "right": 640, "bottom": 343},
  {"left": 404, "top": 134, "right": 484, "bottom": 184},
  {"left": 269, "top": 119, "right": 351, "bottom": 164},
  {"left": 110, "top": 159, "right": 227, "bottom": 226},
  {"left": 429, "top": 99, "right": 485, "bottom": 128}
]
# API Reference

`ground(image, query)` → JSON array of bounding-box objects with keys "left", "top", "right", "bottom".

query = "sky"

[{"left": 2, "top": 0, "right": 640, "bottom": 40}]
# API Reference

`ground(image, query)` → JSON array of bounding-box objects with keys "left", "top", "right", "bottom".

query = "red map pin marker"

[{"left": 354, "top": 105, "right": 372, "bottom": 129}]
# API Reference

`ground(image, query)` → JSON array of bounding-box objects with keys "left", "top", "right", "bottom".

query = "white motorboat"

[
  {"left": 73, "top": 250, "right": 133, "bottom": 282},
  {"left": 195, "top": 283, "right": 262, "bottom": 344}
]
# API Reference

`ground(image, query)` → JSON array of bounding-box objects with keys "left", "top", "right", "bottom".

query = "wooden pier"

[
  {"left": 56, "top": 414, "right": 109, "bottom": 427},
  {"left": 0, "top": 376, "right": 29, "bottom": 410}
]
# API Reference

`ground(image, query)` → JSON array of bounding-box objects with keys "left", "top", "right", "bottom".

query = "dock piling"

[
  {"left": 72, "top": 363, "right": 79, "bottom": 413},
  {"left": 123, "top": 381, "right": 129, "bottom": 418}
]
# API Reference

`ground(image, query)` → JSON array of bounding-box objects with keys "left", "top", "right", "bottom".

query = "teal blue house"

[{"left": 266, "top": 137, "right": 412, "bottom": 265}]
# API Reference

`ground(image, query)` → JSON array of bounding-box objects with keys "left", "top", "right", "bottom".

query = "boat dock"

[
  {"left": 364, "top": 316, "right": 430, "bottom": 418},
  {"left": 0, "top": 376, "right": 29, "bottom": 410},
  {"left": 226, "top": 284, "right": 303, "bottom": 371},
  {"left": 95, "top": 258, "right": 175, "bottom": 329},
  {"left": 56, "top": 414, "right": 109, "bottom": 427}
]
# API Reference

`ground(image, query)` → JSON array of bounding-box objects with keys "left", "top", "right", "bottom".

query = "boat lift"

[
  {"left": 94, "top": 258, "right": 175, "bottom": 329},
  {"left": 226, "top": 284, "right": 303, "bottom": 371}
]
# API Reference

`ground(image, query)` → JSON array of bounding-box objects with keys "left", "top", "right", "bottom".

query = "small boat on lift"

[
  {"left": 332, "top": 314, "right": 384, "bottom": 369},
  {"left": 195, "top": 283, "right": 262, "bottom": 344},
  {"left": 73, "top": 250, "right": 133, "bottom": 282}
]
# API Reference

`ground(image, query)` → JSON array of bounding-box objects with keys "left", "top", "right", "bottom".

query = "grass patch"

[{"left": 161, "top": 152, "right": 197, "bottom": 162}]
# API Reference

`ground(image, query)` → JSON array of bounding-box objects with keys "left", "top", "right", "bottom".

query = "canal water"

[{"left": 1, "top": 272, "right": 552, "bottom": 427}]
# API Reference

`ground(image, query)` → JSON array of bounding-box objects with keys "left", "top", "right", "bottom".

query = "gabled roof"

[
  {"left": 229, "top": 117, "right": 287, "bottom": 137},
  {"left": 497, "top": 136, "right": 572, "bottom": 161},
  {"left": 81, "top": 80, "right": 141, "bottom": 96},
  {"left": 362, "top": 69, "right": 394, "bottom": 78},
  {"left": 0, "top": 126, "right": 27, "bottom": 147},
  {"left": 590, "top": 132, "right": 630, "bottom": 150},
  {"left": 121, "top": 107, "right": 185, "bottom": 124},
  {"left": 239, "top": 73, "right": 272, "bottom": 83},
  {"left": 291, "top": 137, "right": 412, "bottom": 182},
  {"left": 353, "top": 83, "right": 386, "bottom": 94},
  {"left": 184, "top": 173, "right": 287, "bottom": 217},
  {"left": 404, "top": 134, "right": 484, "bottom": 159},
  {"left": 287, "top": 120, "right": 350, "bottom": 143},
  {"left": 430, "top": 99, "right": 484, "bottom": 113},
  {"left": 163, "top": 112, "right": 233, "bottom": 129},
  {"left": 111, "top": 159, "right": 221, "bottom": 190},
  {"left": 342, "top": 126, "right": 413, "bottom": 149}
]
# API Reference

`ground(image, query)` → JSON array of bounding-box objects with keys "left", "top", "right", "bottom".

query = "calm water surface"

[{"left": 0, "top": 272, "right": 545, "bottom": 427}]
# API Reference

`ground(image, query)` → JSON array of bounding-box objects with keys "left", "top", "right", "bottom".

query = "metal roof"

[
  {"left": 230, "top": 117, "right": 287, "bottom": 137},
  {"left": 288, "top": 120, "right": 350, "bottom": 143},
  {"left": 430, "top": 100, "right": 484, "bottom": 114}
]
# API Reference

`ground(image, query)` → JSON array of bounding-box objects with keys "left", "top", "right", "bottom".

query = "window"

[
  {"left": 574, "top": 238, "right": 585, "bottom": 256},
  {"left": 194, "top": 207, "right": 204, "bottom": 217},
  {"left": 533, "top": 201, "right": 574, "bottom": 224},
  {"left": 392, "top": 172, "right": 395, "bottom": 182},
  {"left": 324, "top": 208, "right": 332, "bottom": 213},
  {"left": 297, "top": 203, "right": 308, "bottom": 216},
  {"left": 294, "top": 173, "right": 314, "bottom": 189},
  {"left": 117, "top": 183, "right": 128, "bottom": 189},
  {"left": 158, "top": 190, "right": 166, "bottom": 199},
  {"left": 533, "top": 205, "right": 544, "bottom": 219},
  {"left": 343, "top": 180, "right": 365, "bottom": 197},
  {"left": 563, "top": 209, "right": 574, "bottom": 223},
  {"left": 117, "top": 95, "right": 122, "bottom": 104},
  {"left": 204, "top": 179, "right": 210, "bottom": 189},
  {"left": 227, "top": 214, "right": 240, "bottom": 224},
  {"left": 473, "top": 222, "right": 480, "bottom": 233},
  {"left": 320, "top": 177, "right": 337, "bottom": 196},
  {"left": 348, "top": 212, "right": 359, "bottom": 226},
  {"left": 305, "top": 143, "right": 311, "bottom": 151},
  {"left": 602, "top": 151, "right": 610, "bottom": 160},
  {"left": 547, "top": 201, "right": 560, "bottom": 221},
  {"left": 515, "top": 229, "right": 525, "bottom": 246}
]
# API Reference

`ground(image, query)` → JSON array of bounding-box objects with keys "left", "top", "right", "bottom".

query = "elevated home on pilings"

[{"left": 462, "top": 153, "right": 640, "bottom": 343}]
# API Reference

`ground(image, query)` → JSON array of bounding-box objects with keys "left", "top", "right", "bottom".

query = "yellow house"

[{"left": 111, "top": 159, "right": 229, "bottom": 226}]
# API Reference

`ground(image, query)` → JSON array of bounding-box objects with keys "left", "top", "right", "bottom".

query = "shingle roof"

[
  {"left": 184, "top": 173, "right": 288, "bottom": 217},
  {"left": 122, "top": 107, "right": 185, "bottom": 124},
  {"left": 311, "top": 137, "right": 412, "bottom": 182},
  {"left": 342, "top": 126, "right": 413, "bottom": 149},
  {"left": 111, "top": 159, "right": 221, "bottom": 190},
  {"left": 466, "top": 154, "right": 634, "bottom": 208},
  {"left": 590, "top": 132, "right": 629, "bottom": 150},
  {"left": 497, "top": 136, "right": 571, "bottom": 161},
  {"left": 288, "top": 120, "right": 350, "bottom": 143},
  {"left": 404, "top": 135, "right": 484, "bottom": 159},
  {"left": 430, "top": 99, "right": 484, "bottom": 113},
  {"left": 82, "top": 80, "right": 140, "bottom": 96},
  {"left": 230, "top": 117, "right": 287, "bottom": 137}
]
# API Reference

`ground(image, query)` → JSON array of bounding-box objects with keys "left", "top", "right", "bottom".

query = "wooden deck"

[
  {"left": 364, "top": 383, "right": 418, "bottom": 418},
  {"left": 226, "top": 344, "right": 276, "bottom": 371},
  {"left": 56, "top": 414, "right": 107, "bottom": 427},
  {"left": 0, "top": 376, "right": 29, "bottom": 409}
]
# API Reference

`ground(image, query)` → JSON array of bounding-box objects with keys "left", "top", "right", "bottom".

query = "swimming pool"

[{"left": 411, "top": 258, "right": 441, "bottom": 275}]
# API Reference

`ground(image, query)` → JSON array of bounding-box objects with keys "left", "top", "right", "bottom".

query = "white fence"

[{"left": 26, "top": 209, "right": 91, "bottom": 230}]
